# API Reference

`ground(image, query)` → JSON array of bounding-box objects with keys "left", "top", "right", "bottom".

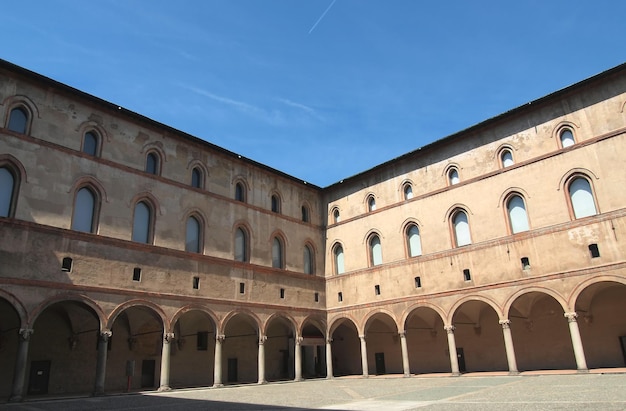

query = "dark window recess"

[
  {"left": 338, "top": 292, "right": 343, "bottom": 302},
  {"left": 463, "top": 269, "right": 471, "bottom": 281},
  {"left": 314, "top": 292, "right": 319, "bottom": 302},
  {"left": 589, "top": 244, "right": 600, "bottom": 258},
  {"left": 133, "top": 267, "right": 141, "bottom": 282},
  {"left": 197, "top": 331, "right": 209, "bottom": 351},
  {"left": 61, "top": 257, "right": 73, "bottom": 272},
  {"left": 280, "top": 288, "right": 285, "bottom": 299},
  {"left": 374, "top": 285, "right": 381, "bottom": 295},
  {"left": 239, "top": 282, "right": 245, "bottom": 294},
  {"left": 414, "top": 276, "right": 422, "bottom": 288},
  {"left": 193, "top": 276, "right": 200, "bottom": 289},
  {"left": 521, "top": 257, "right": 530, "bottom": 270}
]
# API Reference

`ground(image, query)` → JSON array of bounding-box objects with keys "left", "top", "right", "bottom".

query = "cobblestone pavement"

[{"left": 4, "top": 373, "right": 626, "bottom": 410}]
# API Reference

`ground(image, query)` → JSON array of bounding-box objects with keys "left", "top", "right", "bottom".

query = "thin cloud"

[
  {"left": 276, "top": 97, "right": 325, "bottom": 122},
  {"left": 309, "top": 0, "right": 337, "bottom": 34},
  {"left": 180, "top": 84, "right": 262, "bottom": 114}
]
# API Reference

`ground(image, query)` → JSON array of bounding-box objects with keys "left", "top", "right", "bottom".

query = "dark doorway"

[
  {"left": 227, "top": 358, "right": 238, "bottom": 383},
  {"left": 141, "top": 359, "right": 155, "bottom": 388},
  {"left": 457, "top": 348, "right": 466, "bottom": 372},
  {"left": 375, "top": 352, "right": 386, "bottom": 375},
  {"left": 27, "top": 360, "right": 51, "bottom": 395}
]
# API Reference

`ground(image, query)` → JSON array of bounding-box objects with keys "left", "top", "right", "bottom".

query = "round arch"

[
  {"left": 30, "top": 293, "right": 106, "bottom": 330},
  {"left": 401, "top": 302, "right": 446, "bottom": 330},
  {"left": 503, "top": 286, "right": 569, "bottom": 319},
  {"left": 106, "top": 299, "right": 168, "bottom": 331},
  {"left": 447, "top": 295, "right": 503, "bottom": 324}
]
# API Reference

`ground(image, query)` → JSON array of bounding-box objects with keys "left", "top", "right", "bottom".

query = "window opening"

[
  {"left": 193, "top": 276, "right": 200, "bottom": 289},
  {"left": 280, "top": 288, "right": 285, "bottom": 299},
  {"left": 453, "top": 210, "right": 471, "bottom": 247},
  {"left": 133, "top": 267, "right": 142, "bottom": 282},
  {"left": 271, "top": 195, "right": 280, "bottom": 213},
  {"left": 501, "top": 149, "right": 514, "bottom": 167},
  {"left": 507, "top": 195, "right": 529, "bottom": 234},
  {"left": 334, "top": 244, "right": 345, "bottom": 274},
  {"left": 569, "top": 177, "right": 597, "bottom": 219},
  {"left": 272, "top": 237, "right": 284, "bottom": 269},
  {"left": 333, "top": 208, "right": 340, "bottom": 223},
  {"left": 235, "top": 182, "right": 245, "bottom": 202},
  {"left": 403, "top": 184, "right": 413, "bottom": 200},
  {"left": 448, "top": 168, "right": 460, "bottom": 185},
  {"left": 374, "top": 285, "right": 381, "bottom": 295},
  {"left": 338, "top": 292, "right": 343, "bottom": 302},
  {"left": 191, "top": 167, "right": 202, "bottom": 188},
  {"left": 197, "top": 331, "right": 209, "bottom": 351},
  {"left": 369, "top": 235, "right": 382, "bottom": 266},
  {"left": 301, "top": 205, "right": 310, "bottom": 222},
  {"left": 132, "top": 201, "right": 152, "bottom": 243},
  {"left": 367, "top": 196, "right": 376, "bottom": 212},
  {"left": 72, "top": 187, "right": 97, "bottom": 233},
  {"left": 234, "top": 227, "right": 248, "bottom": 262},
  {"left": 406, "top": 224, "right": 422, "bottom": 257},
  {"left": 314, "top": 292, "right": 319, "bottom": 302},
  {"left": 521, "top": 257, "right": 530, "bottom": 270},
  {"left": 8, "top": 107, "right": 27, "bottom": 134},
  {"left": 304, "top": 245, "right": 314, "bottom": 274},
  {"left": 186, "top": 216, "right": 201, "bottom": 253},
  {"left": 560, "top": 129, "right": 575, "bottom": 148},
  {"left": 145, "top": 152, "right": 159, "bottom": 175},
  {"left": 463, "top": 269, "right": 471, "bottom": 281},
  {"left": 589, "top": 244, "right": 600, "bottom": 258},
  {"left": 239, "top": 282, "right": 245, "bottom": 294},
  {"left": 0, "top": 167, "right": 16, "bottom": 217},
  {"left": 61, "top": 257, "right": 73, "bottom": 272},
  {"left": 414, "top": 276, "right": 422, "bottom": 288}
]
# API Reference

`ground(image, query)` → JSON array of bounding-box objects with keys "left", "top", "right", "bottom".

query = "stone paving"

[{"left": 4, "top": 372, "right": 626, "bottom": 410}]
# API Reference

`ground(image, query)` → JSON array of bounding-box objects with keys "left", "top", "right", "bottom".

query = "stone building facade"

[{"left": 1, "top": 59, "right": 626, "bottom": 401}]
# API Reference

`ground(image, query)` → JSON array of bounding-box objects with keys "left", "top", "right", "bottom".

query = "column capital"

[
  {"left": 564, "top": 312, "right": 578, "bottom": 322},
  {"left": 259, "top": 335, "right": 267, "bottom": 345},
  {"left": 296, "top": 336, "right": 303, "bottom": 345},
  {"left": 359, "top": 334, "right": 366, "bottom": 340},
  {"left": 398, "top": 331, "right": 406, "bottom": 338},
  {"left": 499, "top": 319, "right": 511, "bottom": 329},
  {"left": 444, "top": 325, "right": 455, "bottom": 333},
  {"left": 216, "top": 334, "right": 225, "bottom": 342},
  {"left": 326, "top": 337, "right": 333, "bottom": 344},
  {"left": 19, "top": 328, "right": 34, "bottom": 341},
  {"left": 100, "top": 329, "right": 112, "bottom": 341},
  {"left": 163, "top": 332, "right": 175, "bottom": 343}
]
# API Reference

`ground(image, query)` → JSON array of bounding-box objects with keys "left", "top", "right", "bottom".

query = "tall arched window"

[
  {"left": 71, "top": 187, "right": 97, "bottom": 233},
  {"left": 500, "top": 149, "right": 514, "bottom": 167},
  {"left": 448, "top": 168, "right": 460, "bottom": 185},
  {"left": 271, "top": 194, "right": 280, "bottom": 213},
  {"left": 7, "top": 107, "right": 28, "bottom": 134},
  {"left": 234, "top": 227, "right": 248, "bottom": 262},
  {"left": 403, "top": 183, "right": 413, "bottom": 200},
  {"left": 506, "top": 195, "right": 529, "bottom": 234},
  {"left": 186, "top": 216, "right": 201, "bottom": 253},
  {"left": 145, "top": 152, "right": 160, "bottom": 175},
  {"left": 568, "top": 177, "right": 597, "bottom": 219},
  {"left": 367, "top": 195, "right": 376, "bottom": 212},
  {"left": 0, "top": 166, "right": 17, "bottom": 217},
  {"left": 301, "top": 205, "right": 310, "bottom": 222},
  {"left": 333, "top": 244, "right": 345, "bottom": 275},
  {"left": 560, "top": 129, "right": 575, "bottom": 148},
  {"left": 132, "top": 201, "right": 153, "bottom": 244},
  {"left": 332, "top": 208, "right": 340, "bottom": 223},
  {"left": 83, "top": 131, "right": 99, "bottom": 156},
  {"left": 369, "top": 234, "right": 382, "bottom": 266},
  {"left": 406, "top": 224, "right": 422, "bottom": 257},
  {"left": 235, "top": 182, "right": 245, "bottom": 202},
  {"left": 304, "top": 245, "right": 314, "bottom": 274},
  {"left": 272, "top": 237, "right": 284, "bottom": 268},
  {"left": 452, "top": 210, "right": 471, "bottom": 247},
  {"left": 191, "top": 167, "right": 203, "bottom": 189}
]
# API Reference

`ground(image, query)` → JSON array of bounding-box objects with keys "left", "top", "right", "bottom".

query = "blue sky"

[{"left": 2, "top": 1, "right": 624, "bottom": 186}]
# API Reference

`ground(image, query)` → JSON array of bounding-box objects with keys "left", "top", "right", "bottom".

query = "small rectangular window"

[
  {"left": 280, "top": 288, "right": 285, "bottom": 299},
  {"left": 374, "top": 285, "right": 381, "bottom": 295},
  {"left": 133, "top": 267, "right": 141, "bottom": 282},
  {"left": 193, "top": 276, "right": 200, "bottom": 289},
  {"left": 61, "top": 257, "right": 73, "bottom": 272},
  {"left": 463, "top": 269, "right": 471, "bottom": 281},
  {"left": 197, "top": 331, "right": 209, "bottom": 351},
  {"left": 521, "top": 257, "right": 530, "bottom": 270},
  {"left": 239, "top": 282, "right": 245, "bottom": 294},
  {"left": 589, "top": 244, "right": 600, "bottom": 258},
  {"left": 338, "top": 292, "right": 343, "bottom": 302},
  {"left": 415, "top": 276, "right": 422, "bottom": 288},
  {"left": 314, "top": 292, "right": 319, "bottom": 302}
]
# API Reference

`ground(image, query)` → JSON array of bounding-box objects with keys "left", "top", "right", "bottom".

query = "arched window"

[
  {"left": 568, "top": 177, "right": 597, "bottom": 219},
  {"left": 333, "top": 244, "right": 345, "bottom": 275},
  {"left": 132, "top": 201, "right": 154, "bottom": 244},
  {"left": 506, "top": 195, "right": 529, "bottom": 234},
  {"left": 235, "top": 182, "right": 246, "bottom": 202},
  {"left": 369, "top": 234, "right": 382, "bottom": 266},
  {"left": 272, "top": 237, "right": 284, "bottom": 268},
  {"left": 367, "top": 195, "right": 376, "bottom": 212},
  {"left": 145, "top": 152, "right": 160, "bottom": 175},
  {"left": 234, "top": 227, "right": 248, "bottom": 262},
  {"left": 452, "top": 210, "right": 471, "bottom": 247},
  {"left": 191, "top": 167, "right": 203, "bottom": 189},
  {"left": 448, "top": 168, "right": 460, "bottom": 185},
  {"left": 71, "top": 187, "right": 97, "bottom": 233},
  {"left": 406, "top": 224, "right": 422, "bottom": 257},
  {"left": 186, "top": 216, "right": 202, "bottom": 253},
  {"left": 0, "top": 166, "right": 17, "bottom": 217},
  {"left": 500, "top": 149, "right": 514, "bottom": 167},
  {"left": 304, "top": 244, "right": 314, "bottom": 274},
  {"left": 560, "top": 129, "right": 575, "bottom": 148},
  {"left": 301, "top": 205, "right": 310, "bottom": 222},
  {"left": 83, "top": 131, "right": 99, "bottom": 156},
  {"left": 332, "top": 208, "right": 340, "bottom": 223},
  {"left": 7, "top": 107, "right": 28, "bottom": 134},
  {"left": 271, "top": 194, "right": 280, "bottom": 213},
  {"left": 403, "top": 183, "right": 413, "bottom": 200}
]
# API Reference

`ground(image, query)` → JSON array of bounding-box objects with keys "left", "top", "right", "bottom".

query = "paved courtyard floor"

[{"left": 4, "top": 371, "right": 626, "bottom": 410}]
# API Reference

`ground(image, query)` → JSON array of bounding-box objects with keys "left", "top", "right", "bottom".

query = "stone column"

[
  {"left": 444, "top": 325, "right": 460, "bottom": 376},
  {"left": 499, "top": 320, "right": 518, "bottom": 374},
  {"left": 399, "top": 331, "right": 410, "bottom": 377},
  {"left": 258, "top": 335, "right": 267, "bottom": 384},
  {"left": 94, "top": 329, "right": 112, "bottom": 395},
  {"left": 294, "top": 337, "right": 303, "bottom": 381},
  {"left": 359, "top": 334, "right": 369, "bottom": 377},
  {"left": 564, "top": 312, "right": 588, "bottom": 372},
  {"left": 326, "top": 337, "right": 334, "bottom": 379},
  {"left": 158, "top": 332, "right": 174, "bottom": 391},
  {"left": 9, "top": 328, "right": 33, "bottom": 402},
  {"left": 213, "top": 334, "right": 225, "bottom": 387}
]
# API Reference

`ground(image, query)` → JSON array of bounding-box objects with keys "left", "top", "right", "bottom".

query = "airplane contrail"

[{"left": 308, "top": 0, "right": 337, "bottom": 34}]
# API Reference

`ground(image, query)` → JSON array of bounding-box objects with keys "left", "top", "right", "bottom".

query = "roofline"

[
  {"left": 323, "top": 61, "right": 626, "bottom": 190},
  {"left": 0, "top": 58, "right": 322, "bottom": 191}
]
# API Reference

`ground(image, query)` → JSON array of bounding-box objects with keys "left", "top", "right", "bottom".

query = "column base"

[
  {"left": 403, "top": 373, "right": 411, "bottom": 378},
  {"left": 361, "top": 375, "right": 369, "bottom": 379},
  {"left": 508, "top": 371, "right": 520, "bottom": 376},
  {"left": 257, "top": 380, "right": 267, "bottom": 385},
  {"left": 577, "top": 369, "right": 589, "bottom": 374},
  {"left": 9, "top": 395, "right": 23, "bottom": 403},
  {"left": 451, "top": 372, "right": 461, "bottom": 377},
  {"left": 294, "top": 377, "right": 303, "bottom": 382},
  {"left": 212, "top": 383, "right": 224, "bottom": 388},
  {"left": 158, "top": 385, "right": 172, "bottom": 392},
  {"left": 92, "top": 390, "right": 106, "bottom": 397},
  {"left": 326, "top": 375, "right": 334, "bottom": 380}
]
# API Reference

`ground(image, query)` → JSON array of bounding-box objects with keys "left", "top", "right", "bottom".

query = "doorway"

[
  {"left": 141, "top": 359, "right": 155, "bottom": 388},
  {"left": 227, "top": 358, "right": 238, "bottom": 383},
  {"left": 27, "top": 360, "right": 51, "bottom": 395},
  {"left": 457, "top": 348, "right": 466, "bottom": 372},
  {"left": 375, "top": 352, "right": 386, "bottom": 375}
]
